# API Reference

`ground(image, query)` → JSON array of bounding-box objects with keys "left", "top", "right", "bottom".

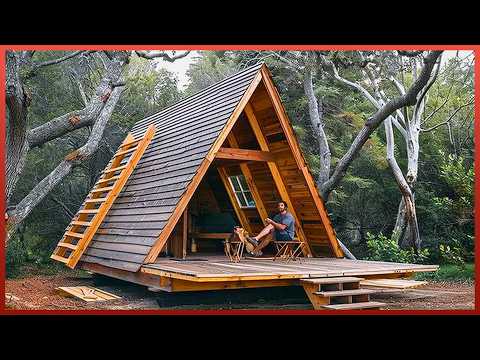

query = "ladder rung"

[
  {"left": 71, "top": 221, "right": 91, "bottom": 227},
  {"left": 120, "top": 138, "right": 141, "bottom": 148},
  {"left": 114, "top": 147, "right": 137, "bottom": 158},
  {"left": 57, "top": 242, "right": 78, "bottom": 250},
  {"left": 104, "top": 165, "right": 127, "bottom": 174},
  {"left": 79, "top": 209, "right": 100, "bottom": 214},
  {"left": 91, "top": 186, "right": 114, "bottom": 194},
  {"left": 51, "top": 254, "right": 69, "bottom": 264},
  {"left": 97, "top": 176, "right": 120, "bottom": 185},
  {"left": 65, "top": 231, "right": 84, "bottom": 239},
  {"left": 85, "top": 198, "right": 107, "bottom": 203}
]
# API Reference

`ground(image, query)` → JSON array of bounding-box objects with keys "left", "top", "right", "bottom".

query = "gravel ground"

[{"left": 4, "top": 269, "right": 475, "bottom": 311}]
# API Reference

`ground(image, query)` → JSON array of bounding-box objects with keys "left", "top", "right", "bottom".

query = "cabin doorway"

[{"left": 163, "top": 164, "right": 277, "bottom": 259}]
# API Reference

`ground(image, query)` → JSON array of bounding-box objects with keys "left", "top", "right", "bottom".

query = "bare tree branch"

[
  {"left": 421, "top": 99, "right": 474, "bottom": 132},
  {"left": 397, "top": 50, "right": 424, "bottom": 57},
  {"left": 25, "top": 51, "right": 95, "bottom": 78},
  {"left": 135, "top": 50, "right": 190, "bottom": 62},
  {"left": 319, "top": 51, "right": 443, "bottom": 199}
]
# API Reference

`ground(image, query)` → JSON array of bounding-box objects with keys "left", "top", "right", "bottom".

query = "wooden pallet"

[
  {"left": 50, "top": 124, "right": 156, "bottom": 269},
  {"left": 301, "top": 277, "right": 386, "bottom": 310},
  {"left": 56, "top": 286, "right": 121, "bottom": 302}
]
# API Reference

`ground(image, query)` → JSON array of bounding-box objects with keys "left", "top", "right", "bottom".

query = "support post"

[{"left": 182, "top": 208, "right": 188, "bottom": 259}]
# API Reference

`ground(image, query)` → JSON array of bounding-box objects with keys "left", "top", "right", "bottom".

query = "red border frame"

[{"left": 1, "top": 45, "right": 478, "bottom": 315}]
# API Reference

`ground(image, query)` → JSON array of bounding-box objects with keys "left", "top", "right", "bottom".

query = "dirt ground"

[{"left": 4, "top": 269, "right": 475, "bottom": 311}]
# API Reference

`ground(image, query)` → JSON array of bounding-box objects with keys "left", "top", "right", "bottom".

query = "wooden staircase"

[
  {"left": 301, "top": 277, "right": 386, "bottom": 310},
  {"left": 50, "top": 124, "right": 156, "bottom": 269}
]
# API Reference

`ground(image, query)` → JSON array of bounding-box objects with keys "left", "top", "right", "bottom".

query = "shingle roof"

[{"left": 81, "top": 63, "right": 264, "bottom": 272}]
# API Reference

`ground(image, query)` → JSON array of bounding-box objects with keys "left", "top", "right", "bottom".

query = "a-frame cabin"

[{"left": 51, "top": 63, "right": 437, "bottom": 309}]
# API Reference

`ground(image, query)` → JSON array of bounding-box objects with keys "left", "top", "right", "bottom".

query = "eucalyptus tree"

[
  {"left": 5, "top": 50, "right": 189, "bottom": 244},
  {"left": 320, "top": 50, "right": 472, "bottom": 250},
  {"left": 233, "top": 50, "right": 441, "bottom": 253}
]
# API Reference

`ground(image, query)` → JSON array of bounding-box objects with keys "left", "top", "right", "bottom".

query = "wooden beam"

[
  {"left": 217, "top": 166, "right": 252, "bottom": 233},
  {"left": 144, "top": 71, "right": 263, "bottom": 264},
  {"left": 215, "top": 147, "right": 274, "bottom": 162},
  {"left": 243, "top": 102, "right": 312, "bottom": 257},
  {"left": 259, "top": 65, "right": 344, "bottom": 258},
  {"left": 182, "top": 208, "right": 188, "bottom": 260},
  {"left": 226, "top": 133, "right": 269, "bottom": 226}
]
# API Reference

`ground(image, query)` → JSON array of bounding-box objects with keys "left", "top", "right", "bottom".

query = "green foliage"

[
  {"left": 365, "top": 232, "right": 430, "bottom": 264},
  {"left": 7, "top": 50, "right": 474, "bottom": 275},
  {"left": 415, "top": 263, "right": 474, "bottom": 282}
]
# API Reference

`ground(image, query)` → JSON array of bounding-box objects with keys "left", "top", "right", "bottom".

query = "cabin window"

[{"left": 228, "top": 175, "right": 256, "bottom": 208}]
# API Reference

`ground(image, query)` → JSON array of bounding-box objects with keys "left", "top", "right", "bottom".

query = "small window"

[{"left": 228, "top": 175, "right": 256, "bottom": 208}]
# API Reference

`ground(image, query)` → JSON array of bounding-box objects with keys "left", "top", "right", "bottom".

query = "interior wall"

[
  {"left": 164, "top": 80, "right": 336, "bottom": 258},
  {"left": 248, "top": 82, "right": 333, "bottom": 256}
]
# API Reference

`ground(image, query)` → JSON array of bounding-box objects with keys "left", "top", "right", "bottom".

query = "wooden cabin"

[{"left": 51, "top": 63, "right": 437, "bottom": 309}]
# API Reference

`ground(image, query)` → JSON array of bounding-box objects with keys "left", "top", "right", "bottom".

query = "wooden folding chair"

[
  {"left": 273, "top": 238, "right": 306, "bottom": 262},
  {"left": 223, "top": 227, "right": 253, "bottom": 262}
]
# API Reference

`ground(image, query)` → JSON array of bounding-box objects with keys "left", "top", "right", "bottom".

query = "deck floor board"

[{"left": 142, "top": 256, "right": 437, "bottom": 281}]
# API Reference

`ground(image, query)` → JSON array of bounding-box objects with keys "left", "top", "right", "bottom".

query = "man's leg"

[
  {"left": 253, "top": 224, "right": 274, "bottom": 241},
  {"left": 253, "top": 232, "right": 274, "bottom": 254}
]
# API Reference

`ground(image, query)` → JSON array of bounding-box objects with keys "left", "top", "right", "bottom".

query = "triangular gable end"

[
  {"left": 51, "top": 63, "right": 343, "bottom": 272},
  {"left": 143, "top": 64, "right": 343, "bottom": 263}
]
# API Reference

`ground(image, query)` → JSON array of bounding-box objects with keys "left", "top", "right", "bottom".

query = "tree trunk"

[
  {"left": 303, "top": 68, "right": 331, "bottom": 189},
  {"left": 385, "top": 117, "right": 421, "bottom": 250},
  {"left": 6, "top": 53, "right": 127, "bottom": 242},
  {"left": 6, "top": 52, "right": 29, "bottom": 203},
  {"left": 319, "top": 51, "right": 442, "bottom": 199}
]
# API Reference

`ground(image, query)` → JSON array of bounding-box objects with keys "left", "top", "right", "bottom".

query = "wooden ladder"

[{"left": 50, "top": 124, "right": 156, "bottom": 269}]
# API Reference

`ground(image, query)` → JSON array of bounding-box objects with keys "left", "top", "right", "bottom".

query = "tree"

[{"left": 5, "top": 50, "right": 189, "bottom": 244}]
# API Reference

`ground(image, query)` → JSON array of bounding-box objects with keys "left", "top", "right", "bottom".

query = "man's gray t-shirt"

[{"left": 272, "top": 212, "right": 295, "bottom": 240}]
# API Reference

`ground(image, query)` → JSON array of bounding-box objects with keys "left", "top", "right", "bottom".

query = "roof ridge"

[{"left": 134, "top": 62, "right": 264, "bottom": 127}]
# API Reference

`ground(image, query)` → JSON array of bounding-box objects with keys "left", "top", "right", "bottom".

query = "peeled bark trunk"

[
  {"left": 303, "top": 68, "right": 331, "bottom": 189},
  {"left": 385, "top": 118, "right": 421, "bottom": 250}
]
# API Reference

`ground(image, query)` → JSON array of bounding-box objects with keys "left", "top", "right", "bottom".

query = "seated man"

[{"left": 246, "top": 200, "right": 295, "bottom": 256}]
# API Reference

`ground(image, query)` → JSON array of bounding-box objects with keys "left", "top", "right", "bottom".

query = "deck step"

[
  {"left": 321, "top": 301, "right": 386, "bottom": 310},
  {"left": 314, "top": 289, "right": 377, "bottom": 297},
  {"left": 301, "top": 277, "right": 364, "bottom": 285}
]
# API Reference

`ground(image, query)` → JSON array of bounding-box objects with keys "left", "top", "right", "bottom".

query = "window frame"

[{"left": 228, "top": 175, "right": 256, "bottom": 209}]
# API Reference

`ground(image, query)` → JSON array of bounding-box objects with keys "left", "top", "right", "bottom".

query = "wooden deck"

[{"left": 141, "top": 256, "right": 438, "bottom": 283}]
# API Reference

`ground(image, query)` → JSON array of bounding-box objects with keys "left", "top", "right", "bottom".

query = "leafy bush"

[
  {"left": 439, "top": 240, "right": 468, "bottom": 268},
  {"left": 415, "top": 263, "right": 474, "bottom": 282},
  {"left": 364, "top": 232, "right": 430, "bottom": 264},
  {"left": 6, "top": 235, "right": 27, "bottom": 278}
]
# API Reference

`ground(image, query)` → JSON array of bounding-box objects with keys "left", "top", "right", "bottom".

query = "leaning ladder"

[{"left": 50, "top": 124, "right": 156, "bottom": 269}]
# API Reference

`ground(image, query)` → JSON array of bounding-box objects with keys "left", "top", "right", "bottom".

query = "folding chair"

[
  {"left": 224, "top": 237, "right": 244, "bottom": 263},
  {"left": 223, "top": 227, "right": 253, "bottom": 262},
  {"left": 273, "top": 238, "right": 306, "bottom": 262}
]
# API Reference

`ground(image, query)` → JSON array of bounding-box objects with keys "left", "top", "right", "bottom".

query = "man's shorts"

[{"left": 274, "top": 231, "right": 293, "bottom": 241}]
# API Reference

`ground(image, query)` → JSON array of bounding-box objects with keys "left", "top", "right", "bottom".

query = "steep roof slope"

[{"left": 81, "top": 63, "right": 264, "bottom": 272}]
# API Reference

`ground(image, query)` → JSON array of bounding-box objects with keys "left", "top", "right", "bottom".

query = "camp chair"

[{"left": 273, "top": 236, "right": 306, "bottom": 262}]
